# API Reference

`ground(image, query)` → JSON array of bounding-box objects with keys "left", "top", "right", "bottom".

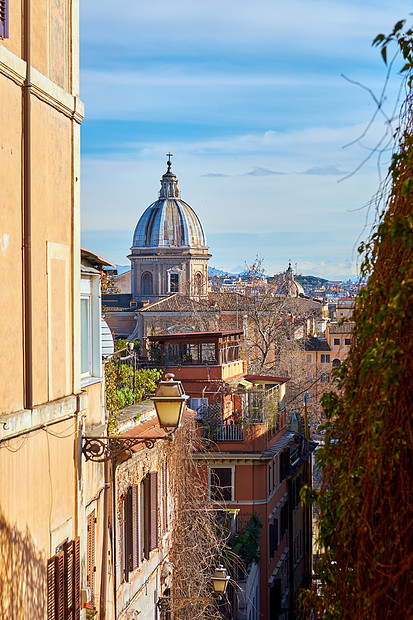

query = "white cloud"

[
  {"left": 81, "top": 0, "right": 407, "bottom": 61},
  {"left": 301, "top": 165, "right": 350, "bottom": 176},
  {"left": 242, "top": 167, "right": 285, "bottom": 176}
]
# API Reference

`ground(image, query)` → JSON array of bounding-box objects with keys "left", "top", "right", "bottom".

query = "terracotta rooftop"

[
  {"left": 139, "top": 293, "right": 212, "bottom": 313},
  {"left": 245, "top": 374, "right": 290, "bottom": 383},
  {"left": 302, "top": 336, "right": 331, "bottom": 352},
  {"left": 81, "top": 247, "right": 115, "bottom": 268},
  {"left": 328, "top": 322, "right": 355, "bottom": 334},
  {"left": 119, "top": 407, "right": 195, "bottom": 453}
]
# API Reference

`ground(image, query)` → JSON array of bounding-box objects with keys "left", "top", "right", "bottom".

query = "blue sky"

[{"left": 80, "top": 0, "right": 411, "bottom": 279}]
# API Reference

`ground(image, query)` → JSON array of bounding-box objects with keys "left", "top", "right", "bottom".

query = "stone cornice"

[{"left": 0, "top": 45, "right": 84, "bottom": 123}]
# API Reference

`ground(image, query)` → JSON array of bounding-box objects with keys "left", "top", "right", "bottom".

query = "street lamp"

[
  {"left": 157, "top": 565, "right": 230, "bottom": 612},
  {"left": 152, "top": 373, "right": 189, "bottom": 430},
  {"left": 211, "top": 564, "right": 230, "bottom": 596},
  {"left": 82, "top": 373, "right": 189, "bottom": 462}
]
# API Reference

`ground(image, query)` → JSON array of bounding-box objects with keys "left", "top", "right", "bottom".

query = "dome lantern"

[{"left": 132, "top": 160, "right": 207, "bottom": 249}]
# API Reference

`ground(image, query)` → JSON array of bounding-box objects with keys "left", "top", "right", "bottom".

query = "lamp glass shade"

[
  {"left": 211, "top": 565, "right": 229, "bottom": 595},
  {"left": 153, "top": 398, "right": 186, "bottom": 428},
  {"left": 152, "top": 374, "right": 188, "bottom": 429}
]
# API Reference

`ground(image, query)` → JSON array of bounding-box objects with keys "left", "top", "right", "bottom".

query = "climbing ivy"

[
  {"left": 301, "top": 20, "right": 413, "bottom": 619},
  {"left": 226, "top": 513, "right": 263, "bottom": 569},
  {"left": 105, "top": 358, "right": 163, "bottom": 435}
]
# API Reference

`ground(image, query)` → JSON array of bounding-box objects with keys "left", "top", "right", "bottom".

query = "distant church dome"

[
  {"left": 277, "top": 262, "right": 304, "bottom": 297},
  {"left": 132, "top": 161, "right": 207, "bottom": 249}
]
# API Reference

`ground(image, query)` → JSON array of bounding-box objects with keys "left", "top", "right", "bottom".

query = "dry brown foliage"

[{"left": 168, "top": 425, "right": 230, "bottom": 619}]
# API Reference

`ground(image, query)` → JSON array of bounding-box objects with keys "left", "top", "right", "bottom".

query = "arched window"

[
  {"left": 195, "top": 272, "right": 203, "bottom": 297},
  {"left": 141, "top": 272, "right": 153, "bottom": 296},
  {"left": 332, "top": 358, "right": 341, "bottom": 368}
]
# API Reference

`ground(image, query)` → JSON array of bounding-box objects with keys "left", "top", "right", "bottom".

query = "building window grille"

[{"left": 321, "top": 354, "right": 330, "bottom": 363}]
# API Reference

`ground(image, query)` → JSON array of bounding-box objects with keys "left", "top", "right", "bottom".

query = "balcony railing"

[{"left": 202, "top": 424, "right": 244, "bottom": 441}]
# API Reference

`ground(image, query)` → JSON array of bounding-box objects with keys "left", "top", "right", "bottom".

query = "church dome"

[
  {"left": 132, "top": 161, "right": 207, "bottom": 249},
  {"left": 277, "top": 262, "right": 304, "bottom": 297}
]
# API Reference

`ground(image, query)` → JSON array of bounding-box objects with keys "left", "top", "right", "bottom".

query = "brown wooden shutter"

[
  {"left": 132, "top": 485, "right": 139, "bottom": 570},
  {"left": 55, "top": 551, "right": 65, "bottom": 620},
  {"left": 140, "top": 480, "right": 146, "bottom": 561},
  {"left": 144, "top": 476, "right": 150, "bottom": 559},
  {"left": 73, "top": 537, "right": 81, "bottom": 620},
  {"left": 125, "top": 488, "right": 133, "bottom": 580},
  {"left": 162, "top": 460, "right": 168, "bottom": 535},
  {"left": 149, "top": 472, "right": 158, "bottom": 551},
  {"left": 87, "top": 512, "right": 96, "bottom": 609},
  {"left": 47, "top": 557, "right": 56, "bottom": 620},
  {"left": 65, "top": 540, "right": 73, "bottom": 620}
]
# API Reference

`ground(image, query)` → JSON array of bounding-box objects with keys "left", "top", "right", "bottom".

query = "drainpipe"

[
  {"left": 112, "top": 458, "right": 118, "bottom": 619},
  {"left": 23, "top": 0, "right": 33, "bottom": 409},
  {"left": 100, "top": 460, "right": 110, "bottom": 619}
]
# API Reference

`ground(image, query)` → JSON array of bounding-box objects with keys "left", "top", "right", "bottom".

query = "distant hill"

[
  {"left": 296, "top": 275, "right": 328, "bottom": 286},
  {"left": 208, "top": 267, "right": 237, "bottom": 277}
]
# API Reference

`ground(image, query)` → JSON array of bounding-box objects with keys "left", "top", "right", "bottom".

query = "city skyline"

[{"left": 80, "top": 0, "right": 409, "bottom": 279}]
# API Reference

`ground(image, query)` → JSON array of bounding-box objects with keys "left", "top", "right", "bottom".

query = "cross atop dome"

[{"left": 166, "top": 152, "right": 173, "bottom": 172}]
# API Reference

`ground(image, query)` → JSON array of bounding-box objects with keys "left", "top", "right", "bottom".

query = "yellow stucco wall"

[
  {"left": 0, "top": 74, "right": 24, "bottom": 413},
  {"left": 0, "top": 417, "right": 78, "bottom": 618},
  {"left": 30, "top": 97, "right": 74, "bottom": 405},
  {"left": 0, "top": 2, "right": 95, "bottom": 618}
]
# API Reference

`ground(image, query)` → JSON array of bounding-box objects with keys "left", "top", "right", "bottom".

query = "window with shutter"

[
  {"left": 269, "top": 523, "right": 274, "bottom": 559},
  {"left": 149, "top": 471, "right": 158, "bottom": 551},
  {"left": 122, "top": 485, "right": 143, "bottom": 577},
  {"left": 47, "top": 558, "right": 56, "bottom": 620},
  {"left": 123, "top": 488, "right": 133, "bottom": 581},
  {"left": 87, "top": 512, "right": 96, "bottom": 609},
  {"left": 0, "top": 0, "right": 9, "bottom": 39},
  {"left": 73, "top": 537, "right": 81, "bottom": 620},
  {"left": 56, "top": 551, "right": 65, "bottom": 620},
  {"left": 132, "top": 485, "right": 139, "bottom": 570},
  {"left": 47, "top": 537, "right": 80, "bottom": 620},
  {"left": 65, "top": 541, "right": 73, "bottom": 619},
  {"left": 162, "top": 460, "right": 168, "bottom": 535},
  {"left": 140, "top": 480, "right": 145, "bottom": 561}
]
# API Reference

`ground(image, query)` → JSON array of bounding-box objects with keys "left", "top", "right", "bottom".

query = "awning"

[{"left": 227, "top": 377, "right": 253, "bottom": 390}]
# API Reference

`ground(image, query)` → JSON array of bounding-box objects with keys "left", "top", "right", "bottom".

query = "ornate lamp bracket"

[{"left": 82, "top": 435, "right": 172, "bottom": 462}]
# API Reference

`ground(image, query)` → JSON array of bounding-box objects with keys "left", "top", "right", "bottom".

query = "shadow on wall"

[{"left": 0, "top": 511, "right": 46, "bottom": 619}]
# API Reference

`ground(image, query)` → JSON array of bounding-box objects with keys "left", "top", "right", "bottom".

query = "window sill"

[{"left": 81, "top": 376, "right": 102, "bottom": 388}]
